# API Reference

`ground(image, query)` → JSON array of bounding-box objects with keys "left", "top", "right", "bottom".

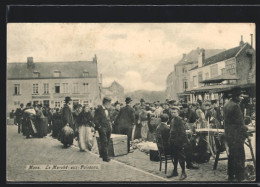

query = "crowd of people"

[{"left": 11, "top": 86, "right": 255, "bottom": 181}]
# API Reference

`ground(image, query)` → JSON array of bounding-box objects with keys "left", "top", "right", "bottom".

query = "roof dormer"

[
  {"left": 53, "top": 70, "right": 61, "bottom": 77},
  {"left": 33, "top": 71, "right": 40, "bottom": 78}
]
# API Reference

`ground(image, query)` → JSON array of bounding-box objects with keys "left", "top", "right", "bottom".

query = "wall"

[
  {"left": 7, "top": 77, "right": 101, "bottom": 112},
  {"left": 189, "top": 60, "right": 226, "bottom": 89}
]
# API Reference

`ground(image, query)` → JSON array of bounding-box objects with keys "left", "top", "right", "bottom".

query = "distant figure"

[
  {"left": 94, "top": 97, "right": 112, "bottom": 162},
  {"left": 111, "top": 101, "right": 121, "bottom": 134},
  {"left": 15, "top": 103, "right": 24, "bottom": 134},
  {"left": 115, "top": 97, "right": 135, "bottom": 152}
]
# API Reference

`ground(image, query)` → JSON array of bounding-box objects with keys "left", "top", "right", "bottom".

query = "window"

[
  {"left": 62, "top": 83, "right": 69, "bottom": 93},
  {"left": 33, "top": 101, "right": 39, "bottom": 106},
  {"left": 33, "top": 84, "right": 39, "bottom": 94},
  {"left": 73, "top": 83, "right": 79, "bottom": 93},
  {"left": 14, "top": 84, "right": 20, "bottom": 95},
  {"left": 83, "top": 83, "right": 89, "bottom": 93},
  {"left": 73, "top": 100, "right": 79, "bottom": 105},
  {"left": 183, "top": 80, "right": 188, "bottom": 90},
  {"left": 205, "top": 73, "right": 209, "bottom": 79},
  {"left": 43, "top": 83, "right": 49, "bottom": 94},
  {"left": 83, "top": 100, "right": 89, "bottom": 106},
  {"left": 83, "top": 72, "right": 89, "bottom": 77},
  {"left": 55, "top": 83, "right": 60, "bottom": 93},
  {"left": 193, "top": 76, "right": 198, "bottom": 87},
  {"left": 55, "top": 101, "right": 61, "bottom": 108},
  {"left": 33, "top": 71, "right": 40, "bottom": 78},
  {"left": 221, "top": 68, "right": 226, "bottom": 75},
  {"left": 43, "top": 100, "right": 49, "bottom": 107},
  {"left": 14, "top": 101, "right": 20, "bottom": 105},
  {"left": 198, "top": 72, "right": 203, "bottom": 83},
  {"left": 182, "top": 68, "right": 187, "bottom": 74},
  {"left": 54, "top": 71, "right": 61, "bottom": 77},
  {"left": 210, "top": 64, "right": 218, "bottom": 78}
]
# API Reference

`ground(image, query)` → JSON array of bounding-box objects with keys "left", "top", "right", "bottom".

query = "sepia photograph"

[{"left": 6, "top": 23, "right": 256, "bottom": 182}]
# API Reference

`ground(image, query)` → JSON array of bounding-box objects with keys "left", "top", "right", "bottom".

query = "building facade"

[
  {"left": 165, "top": 48, "right": 224, "bottom": 101},
  {"left": 187, "top": 38, "right": 255, "bottom": 102},
  {"left": 102, "top": 81, "right": 124, "bottom": 103},
  {"left": 7, "top": 56, "right": 102, "bottom": 112}
]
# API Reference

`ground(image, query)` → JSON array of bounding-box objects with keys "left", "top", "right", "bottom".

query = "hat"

[
  {"left": 140, "top": 98, "right": 145, "bottom": 103},
  {"left": 160, "top": 114, "right": 169, "bottom": 122},
  {"left": 211, "top": 99, "right": 218, "bottom": 105},
  {"left": 125, "top": 97, "right": 132, "bottom": 103},
  {"left": 103, "top": 97, "right": 112, "bottom": 103},
  {"left": 170, "top": 106, "right": 180, "bottom": 111},
  {"left": 230, "top": 87, "right": 242, "bottom": 97},
  {"left": 64, "top": 96, "right": 72, "bottom": 103},
  {"left": 168, "top": 99, "right": 176, "bottom": 105},
  {"left": 36, "top": 103, "right": 42, "bottom": 108},
  {"left": 204, "top": 102, "right": 211, "bottom": 107},
  {"left": 114, "top": 101, "right": 120, "bottom": 106},
  {"left": 20, "top": 103, "right": 24, "bottom": 107}
]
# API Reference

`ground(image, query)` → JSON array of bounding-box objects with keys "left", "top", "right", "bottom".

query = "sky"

[{"left": 7, "top": 23, "right": 255, "bottom": 92}]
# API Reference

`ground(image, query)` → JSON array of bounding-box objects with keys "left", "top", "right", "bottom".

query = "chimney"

[
  {"left": 239, "top": 35, "right": 244, "bottom": 46},
  {"left": 250, "top": 34, "right": 253, "bottom": 48},
  {"left": 27, "top": 57, "right": 34, "bottom": 69},
  {"left": 93, "top": 54, "right": 97, "bottom": 63},
  {"left": 198, "top": 49, "right": 205, "bottom": 68},
  {"left": 182, "top": 53, "right": 186, "bottom": 59}
]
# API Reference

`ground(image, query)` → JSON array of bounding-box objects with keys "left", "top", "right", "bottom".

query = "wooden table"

[{"left": 186, "top": 127, "right": 255, "bottom": 170}]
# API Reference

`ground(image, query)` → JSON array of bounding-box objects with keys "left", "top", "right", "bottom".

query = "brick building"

[{"left": 7, "top": 55, "right": 102, "bottom": 112}]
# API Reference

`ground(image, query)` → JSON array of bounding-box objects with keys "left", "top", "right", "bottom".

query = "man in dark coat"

[
  {"left": 61, "top": 97, "right": 74, "bottom": 128},
  {"left": 167, "top": 106, "right": 187, "bottom": 180},
  {"left": 15, "top": 103, "right": 24, "bottom": 134},
  {"left": 94, "top": 97, "right": 112, "bottom": 162},
  {"left": 224, "top": 87, "right": 248, "bottom": 181},
  {"left": 115, "top": 97, "right": 135, "bottom": 153},
  {"left": 60, "top": 96, "right": 74, "bottom": 147}
]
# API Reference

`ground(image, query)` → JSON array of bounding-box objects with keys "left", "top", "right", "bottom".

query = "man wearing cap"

[
  {"left": 115, "top": 97, "right": 135, "bottom": 153},
  {"left": 94, "top": 97, "right": 112, "bottom": 162},
  {"left": 167, "top": 106, "right": 187, "bottom": 180},
  {"left": 15, "top": 103, "right": 24, "bottom": 134},
  {"left": 224, "top": 87, "right": 249, "bottom": 181}
]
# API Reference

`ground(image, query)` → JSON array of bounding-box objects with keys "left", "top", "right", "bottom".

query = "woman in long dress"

[{"left": 78, "top": 105, "right": 95, "bottom": 152}]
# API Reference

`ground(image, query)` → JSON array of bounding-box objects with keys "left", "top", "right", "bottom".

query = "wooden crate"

[{"left": 97, "top": 134, "right": 128, "bottom": 157}]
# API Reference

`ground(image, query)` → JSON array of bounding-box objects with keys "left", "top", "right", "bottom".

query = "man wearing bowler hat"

[
  {"left": 224, "top": 87, "right": 249, "bottom": 181},
  {"left": 115, "top": 97, "right": 135, "bottom": 153},
  {"left": 61, "top": 96, "right": 74, "bottom": 129},
  {"left": 94, "top": 97, "right": 112, "bottom": 162}
]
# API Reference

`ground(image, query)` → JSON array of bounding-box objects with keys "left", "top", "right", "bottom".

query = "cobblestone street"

[{"left": 7, "top": 125, "right": 255, "bottom": 182}]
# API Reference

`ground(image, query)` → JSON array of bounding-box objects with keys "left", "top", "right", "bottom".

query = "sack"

[{"left": 60, "top": 125, "right": 74, "bottom": 145}]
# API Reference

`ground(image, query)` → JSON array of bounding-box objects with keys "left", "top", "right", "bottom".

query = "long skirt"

[
  {"left": 78, "top": 125, "right": 95, "bottom": 151},
  {"left": 141, "top": 121, "right": 149, "bottom": 141}
]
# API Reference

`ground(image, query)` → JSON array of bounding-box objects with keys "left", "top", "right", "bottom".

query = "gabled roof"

[
  {"left": 7, "top": 61, "right": 98, "bottom": 79},
  {"left": 189, "top": 43, "right": 250, "bottom": 71},
  {"left": 176, "top": 49, "right": 225, "bottom": 66}
]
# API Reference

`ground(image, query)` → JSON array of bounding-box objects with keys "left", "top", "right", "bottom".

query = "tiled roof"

[
  {"left": 7, "top": 60, "right": 98, "bottom": 79},
  {"left": 176, "top": 49, "right": 225, "bottom": 66},
  {"left": 189, "top": 43, "right": 249, "bottom": 71}
]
